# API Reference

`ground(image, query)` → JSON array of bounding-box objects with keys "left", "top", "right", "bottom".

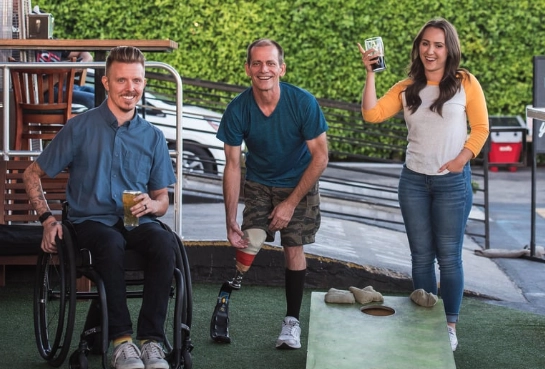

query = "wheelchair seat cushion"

[{"left": 0, "top": 224, "right": 43, "bottom": 256}]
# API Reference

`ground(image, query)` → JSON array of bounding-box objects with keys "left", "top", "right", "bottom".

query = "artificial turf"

[{"left": 1, "top": 268, "right": 544, "bottom": 369}]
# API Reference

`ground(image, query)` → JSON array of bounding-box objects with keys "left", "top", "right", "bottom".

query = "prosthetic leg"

[{"left": 210, "top": 229, "right": 266, "bottom": 343}]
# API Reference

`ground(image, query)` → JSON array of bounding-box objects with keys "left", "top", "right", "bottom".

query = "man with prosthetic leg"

[{"left": 209, "top": 38, "right": 329, "bottom": 349}]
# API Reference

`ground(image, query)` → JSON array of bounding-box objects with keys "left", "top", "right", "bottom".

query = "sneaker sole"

[{"left": 275, "top": 342, "right": 301, "bottom": 350}]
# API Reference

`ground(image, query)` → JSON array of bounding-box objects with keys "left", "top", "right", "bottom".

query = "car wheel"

[{"left": 172, "top": 142, "right": 217, "bottom": 174}]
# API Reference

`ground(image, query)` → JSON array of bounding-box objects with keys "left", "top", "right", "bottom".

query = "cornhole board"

[{"left": 306, "top": 292, "right": 456, "bottom": 369}]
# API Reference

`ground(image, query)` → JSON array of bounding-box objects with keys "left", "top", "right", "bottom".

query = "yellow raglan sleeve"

[
  {"left": 463, "top": 73, "right": 490, "bottom": 157},
  {"left": 362, "top": 79, "right": 409, "bottom": 123}
]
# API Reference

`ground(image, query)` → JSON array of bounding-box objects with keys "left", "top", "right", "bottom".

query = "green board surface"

[{"left": 306, "top": 293, "right": 456, "bottom": 369}]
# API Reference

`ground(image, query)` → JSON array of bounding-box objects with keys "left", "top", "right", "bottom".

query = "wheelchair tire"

[
  {"left": 179, "top": 238, "right": 193, "bottom": 330},
  {"left": 34, "top": 226, "right": 77, "bottom": 367},
  {"left": 163, "top": 239, "right": 193, "bottom": 369},
  {"left": 164, "top": 267, "right": 184, "bottom": 360}
]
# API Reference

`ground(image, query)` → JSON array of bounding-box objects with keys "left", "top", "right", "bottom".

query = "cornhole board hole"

[{"left": 306, "top": 292, "right": 456, "bottom": 369}]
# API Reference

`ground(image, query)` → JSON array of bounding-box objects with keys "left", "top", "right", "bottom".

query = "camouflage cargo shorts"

[{"left": 241, "top": 180, "right": 321, "bottom": 247}]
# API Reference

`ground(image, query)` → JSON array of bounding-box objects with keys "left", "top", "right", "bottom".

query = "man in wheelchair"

[{"left": 23, "top": 46, "right": 177, "bottom": 369}]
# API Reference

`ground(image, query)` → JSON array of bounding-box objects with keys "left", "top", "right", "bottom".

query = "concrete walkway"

[
  {"left": 172, "top": 202, "right": 525, "bottom": 303},
  {"left": 164, "top": 165, "right": 545, "bottom": 315}
]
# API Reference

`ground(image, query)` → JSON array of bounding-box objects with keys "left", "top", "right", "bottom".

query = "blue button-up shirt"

[{"left": 37, "top": 101, "right": 176, "bottom": 226}]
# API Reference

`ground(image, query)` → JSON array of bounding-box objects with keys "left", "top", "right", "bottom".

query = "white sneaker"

[
  {"left": 448, "top": 326, "right": 458, "bottom": 351},
  {"left": 140, "top": 341, "right": 169, "bottom": 369},
  {"left": 111, "top": 341, "right": 144, "bottom": 369},
  {"left": 275, "top": 316, "right": 301, "bottom": 349}
]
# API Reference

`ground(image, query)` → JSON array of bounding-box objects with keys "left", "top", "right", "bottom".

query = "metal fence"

[{"left": 1, "top": 62, "right": 524, "bottom": 249}]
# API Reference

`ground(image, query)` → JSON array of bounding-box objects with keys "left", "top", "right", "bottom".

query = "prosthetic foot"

[
  {"left": 210, "top": 271, "right": 243, "bottom": 344},
  {"left": 210, "top": 281, "right": 234, "bottom": 343}
]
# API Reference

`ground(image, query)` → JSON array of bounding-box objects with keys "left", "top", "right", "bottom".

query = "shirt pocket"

[{"left": 123, "top": 151, "right": 151, "bottom": 186}]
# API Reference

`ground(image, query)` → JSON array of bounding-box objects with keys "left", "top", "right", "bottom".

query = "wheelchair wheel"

[
  {"left": 178, "top": 238, "right": 193, "bottom": 330},
  {"left": 164, "top": 268, "right": 184, "bottom": 364},
  {"left": 163, "top": 234, "right": 195, "bottom": 368},
  {"left": 178, "top": 238, "right": 194, "bottom": 369},
  {"left": 34, "top": 226, "right": 77, "bottom": 367}
]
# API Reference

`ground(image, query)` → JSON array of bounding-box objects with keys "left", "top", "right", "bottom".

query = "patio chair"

[{"left": 10, "top": 66, "right": 76, "bottom": 151}]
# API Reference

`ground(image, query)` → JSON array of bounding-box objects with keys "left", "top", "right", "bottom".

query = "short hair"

[
  {"left": 105, "top": 46, "right": 146, "bottom": 76},
  {"left": 246, "top": 38, "right": 284, "bottom": 65}
]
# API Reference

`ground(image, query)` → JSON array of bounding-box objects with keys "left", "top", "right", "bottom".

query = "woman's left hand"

[
  {"left": 357, "top": 43, "right": 378, "bottom": 73},
  {"left": 439, "top": 159, "right": 465, "bottom": 173},
  {"left": 439, "top": 149, "right": 474, "bottom": 173}
]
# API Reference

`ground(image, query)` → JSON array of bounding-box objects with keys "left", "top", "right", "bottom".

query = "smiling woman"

[{"left": 359, "top": 17, "right": 490, "bottom": 352}]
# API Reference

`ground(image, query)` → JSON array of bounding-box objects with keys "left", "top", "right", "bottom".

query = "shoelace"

[
  {"left": 281, "top": 320, "right": 299, "bottom": 336},
  {"left": 113, "top": 342, "right": 140, "bottom": 362},
  {"left": 142, "top": 341, "right": 165, "bottom": 359}
]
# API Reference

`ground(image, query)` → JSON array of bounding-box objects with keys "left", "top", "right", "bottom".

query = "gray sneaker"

[
  {"left": 140, "top": 341, "right": 169, "bottom": 369},
  {"left": 275, "top": 316, "right": 301, "bottom": 349},
  {"left": 111, "top": 342, "right": 144, "bottom": 369}
]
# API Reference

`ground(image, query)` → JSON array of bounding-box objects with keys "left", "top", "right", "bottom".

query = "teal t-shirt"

[{"left": 217, "top": 82, "right": 328, "bottom": 187}]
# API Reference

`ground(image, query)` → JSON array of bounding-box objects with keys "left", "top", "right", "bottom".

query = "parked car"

[{"left": 138, "top": 92, "right": 227, "bottom": 175}]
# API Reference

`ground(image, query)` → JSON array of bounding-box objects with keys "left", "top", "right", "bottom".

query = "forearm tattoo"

[{"left": 23, "top": 163, "right": 50, "bottom": 215}]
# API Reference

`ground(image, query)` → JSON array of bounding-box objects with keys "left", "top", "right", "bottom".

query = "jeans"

[
  {"left": 49, "top": 85, "right": 95, "bottom": 110},
  {"left": 72, "top": 85, "right": 95, "bottom": 110},
  {"left": 74, "top": 220, "right": 177, "bottom": 342},
  {"left": 398, "top": 164, "right": 472, "bottom": 323}
]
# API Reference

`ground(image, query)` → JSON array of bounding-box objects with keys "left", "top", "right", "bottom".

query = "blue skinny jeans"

[{"left": 398, "top": 164, "right": 473, "bottom": 323}]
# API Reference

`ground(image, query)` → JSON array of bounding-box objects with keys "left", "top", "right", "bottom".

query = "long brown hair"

[{"left": 405, "top": 18, "right": 467, "bottom": 116}]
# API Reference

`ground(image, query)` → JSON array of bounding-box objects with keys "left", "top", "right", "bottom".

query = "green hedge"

[{"left": 39, "top": 0, "right": 545, "bottom": 117}]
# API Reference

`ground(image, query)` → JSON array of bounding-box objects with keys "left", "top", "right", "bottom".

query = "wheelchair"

[{"left": 33, "top": 214, "right": 193, "bottom": 369}]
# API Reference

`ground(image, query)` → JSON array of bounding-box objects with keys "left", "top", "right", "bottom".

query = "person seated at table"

[{"left": 35, "top": 49, "right": 96, "bottom": 110}]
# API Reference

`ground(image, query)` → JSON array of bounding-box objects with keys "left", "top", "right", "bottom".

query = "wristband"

[{"left": 39, "top": 211, "right": 53, "bottom": 224}]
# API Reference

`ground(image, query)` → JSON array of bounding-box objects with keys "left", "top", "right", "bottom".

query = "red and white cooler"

[{"left": 488, "top": 116, "right": 526, "bottom": 172}]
